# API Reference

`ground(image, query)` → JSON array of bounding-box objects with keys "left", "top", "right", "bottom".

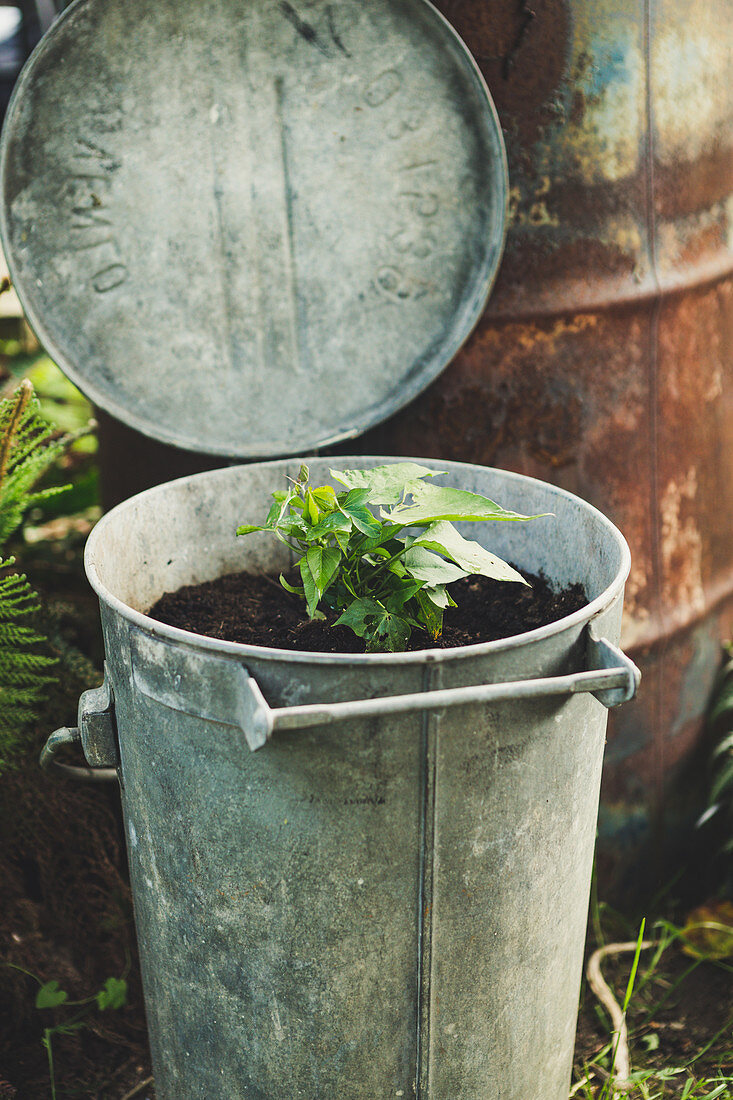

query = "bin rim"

[{"left": 84, "top": 458, "right": 631, "bottom": 667}]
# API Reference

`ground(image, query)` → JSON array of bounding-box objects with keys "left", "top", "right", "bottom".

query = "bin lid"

[{"left": 0, "top": 0, "right": 507, "bottom": 458}]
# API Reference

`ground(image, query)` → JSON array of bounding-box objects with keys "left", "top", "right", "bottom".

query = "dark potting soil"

[{"left": 148, "top": 568, "right": 587, "bottom": 652}]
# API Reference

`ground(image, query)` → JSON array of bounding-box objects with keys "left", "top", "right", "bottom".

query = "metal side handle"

[
  {"left": 40, "top": 668, "right": 119, "bottom": 781},
  {"left": 241, "top": 633, "right": 639, "bottom": 749},
  {"left": 132, "top": 626, "right": 640, "bottom": 754}
]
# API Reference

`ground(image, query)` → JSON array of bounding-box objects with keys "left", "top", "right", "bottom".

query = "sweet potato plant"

[{"left": 237, "top": 462, "right": 545, "bottom": 652}]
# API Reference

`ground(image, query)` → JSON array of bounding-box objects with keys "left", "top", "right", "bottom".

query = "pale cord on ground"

[{"left": 586, "top": 940, "right": 653, "bottom": 1089}]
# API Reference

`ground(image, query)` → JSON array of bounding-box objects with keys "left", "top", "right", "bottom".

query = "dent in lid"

[{"left": 0, "top": 0, "right": 507, "bottom": 457}]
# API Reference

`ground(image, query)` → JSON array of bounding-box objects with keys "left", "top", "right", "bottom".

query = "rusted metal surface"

[{"left": 346, "top": 0, "right": 733, "bottom": 893}]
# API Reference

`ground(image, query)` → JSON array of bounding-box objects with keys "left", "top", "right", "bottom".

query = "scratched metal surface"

[
  {"left": 79, "top": 456, "right": 631, "bottom": 1098},
  {"left": 0, "top": 0, "right": 507, "bottom": 457}
]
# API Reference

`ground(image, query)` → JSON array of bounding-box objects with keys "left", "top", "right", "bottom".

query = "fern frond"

[
  {"left": 0, "top": 381, "right": 85, "bottom": 767},
  {"left": 0, "top": 599, "right": 41, "bottom": 618},
  {"left": 0, "top": 682, "right": 57, "bottom": 707},
  {"left": 0, "top": 578, "right": 58, "bottom": 754},
  {"left": 0, "top": 620, "right": 50, "bottom": 644},
  {"left": 0, "top": 648, "right": 57, "bottom": 675},
  {"left": 0, "top": 380, "right": 75, "bottom": 545}
]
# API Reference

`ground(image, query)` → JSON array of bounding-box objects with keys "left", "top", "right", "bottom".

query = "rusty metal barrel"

[{"left": 351, "top": 0, "right": 733, "bottom": 893}]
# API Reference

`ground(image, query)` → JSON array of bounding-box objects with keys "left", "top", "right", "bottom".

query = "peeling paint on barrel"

[{"left": 352, "top": 0, "right": 733, "bottom": 898}]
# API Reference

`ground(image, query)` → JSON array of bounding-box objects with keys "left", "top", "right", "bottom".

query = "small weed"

[{"left": 5, "top": 964, "right": 128, "bottom": 1100}]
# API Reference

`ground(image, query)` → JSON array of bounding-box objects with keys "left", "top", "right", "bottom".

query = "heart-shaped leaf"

[
  {"left": 387, "top": 482, "right": 547, "bottom": 525},
  {"left": 36, "top": 980, "right": 68, "bottom": 1010},
  {"left": 330, "top": 463, "right": 443, "bottom": 505},
  {"left": 338, "top": 489, "right": 381, "bottom": 537},
  {"left": 305, "top": 546, "right": 341, "bottom": 599},
  {"left": 403, "top": 546, "right": 467, "bottom": 586},
  {"left": 96, "top": 976, "right": 128, "bottom": 1011}
]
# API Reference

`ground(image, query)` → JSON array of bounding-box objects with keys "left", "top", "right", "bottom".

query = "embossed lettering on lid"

[{"left": 0, "top": 0, "right": 507, "bottom": 457}]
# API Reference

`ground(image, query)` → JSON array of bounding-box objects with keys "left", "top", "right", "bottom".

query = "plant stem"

[
  {"left": 120, "top": 1077, "right": 155, "bottom": 1100},
  {"left": 368, "top": 546, "right": 406, "bottom": 575},
  {"left": 43, "top": 1028, "right": 56, "bottom": 1100},
  {"left": 0, "top": 379, "right": 32, "bottom": 492}
]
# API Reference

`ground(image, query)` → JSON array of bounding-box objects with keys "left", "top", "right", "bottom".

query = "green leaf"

[
  {"left": 330, "top": 462, "right": 443, "bottom": 505},
  {"left": 277, "top": 517, "right": 308, "bottom": 538},
  {"left": 311, "top": 485, "right": 338, "bottom": 511},
  {"left": 299, "top": 556, "right": 320, "bottom": 619},
  {"left": 96, "top": 977, "right": 127, "bottom": 1011},
  {"left": 334, "top": 597, "right": 384, "bottom": 638},
  {"left": 402, "top": 546, "right": 468, "bottom": 587},
  {"left": 411, "top": 521, "right": 529, "bottom": 585},
  {"left": 384, "top": 556, "right": 407, "bottom": 578},
  {"left": 414, "top": 588, "right": 444, "bottom": 639},
  {"left": 385, "top": 577, "right": 424, "bottom": 606},
  {"left": 305, "top": 546, "right": 341, "bottom": 599},
  {"left": 356, "top": 524, "right": 404, "bottom": 553},
  {"left": 382, "top": 623, "right": 409, "bottom": 651},
  {"left": 304, "top": 489, "right": 320, "bottom": 525},
  {"left": 335, "top": 597, "right": 411, "bottom": 652},
  {"left": 265, "top": 494, "right": 293, "bottom": 527},
  {"left": 378, "top": 614, "right": 411, "bottom": 652},
  {"left": 422, "top": 584, "right": 453, "bottom": 610},
  {"left": 338, "top": 488, "right": 381, "bottom": 537},
  {"left": 305, "top": 512, "right": 353, "bottom": 542},
  {"left": 333, "top": 527, "right": 350, "bottom": 555},
  {"left": 708, "top": 682, "right": 733, "bottom": 726},
  {"left": 710, "top": 756, "right": 733, "bottom": 803},
  {"left": 386, "top": 482, "right": 547, "bottom": 525},
  {"left": 36, "top": 981, "right": 68, "bottom": 1009},
  {"left": 54, "top": 1019, "right": 87, "bottom": 1035},
  {"left": 236, "top": 524, "right": 268, "bottom": 536},
  {"left": 712, "top": 731, "right": 733, "bottom": 759}
]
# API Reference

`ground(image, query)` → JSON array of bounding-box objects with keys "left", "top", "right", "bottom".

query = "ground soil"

[{"left": 149, "top": 567, "right": 587, "bottom": 651}]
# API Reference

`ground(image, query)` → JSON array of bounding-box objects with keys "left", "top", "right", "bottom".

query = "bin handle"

[
  {"left": 40, "top": 669, "right": 119, "bottom": 781},
  {"left": 128, "top": 626, "right": 636, "bottom": 752},
  {"left": 236, "top": 631, "right": 639, "bottom": 750},
  {"left": 40, "top": 725, "right": 117, "bottom": 781},
  {"left": 45, "top": 629, "right": 640, "bottom": 771}
]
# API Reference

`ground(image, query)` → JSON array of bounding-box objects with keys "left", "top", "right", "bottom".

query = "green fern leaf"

[{"left": 0, "top": 381, "right": 80, "bottom": 769}]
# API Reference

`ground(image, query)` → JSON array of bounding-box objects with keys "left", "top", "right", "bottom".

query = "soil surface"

[{"left": 148, "top": 567, "right": 587, "bottom": 652}]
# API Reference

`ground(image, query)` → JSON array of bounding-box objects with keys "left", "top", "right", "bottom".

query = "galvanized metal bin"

[
  {"left": 6, "top": 0, "right": 640, "bottom": 1092},
  {"left": 44, "top": 456, "right": 638, "bottom": 1099}
]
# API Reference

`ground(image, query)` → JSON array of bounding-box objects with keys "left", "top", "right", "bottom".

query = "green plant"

[
  {"left": 6, "top": 964, "right": 127, "bottom": 1100},
  {"left": 0, "top": 380, "right": 72, "bottom": 764},
  {"left": 237, "top": 462, "right": 545, "bottom": 652}
]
